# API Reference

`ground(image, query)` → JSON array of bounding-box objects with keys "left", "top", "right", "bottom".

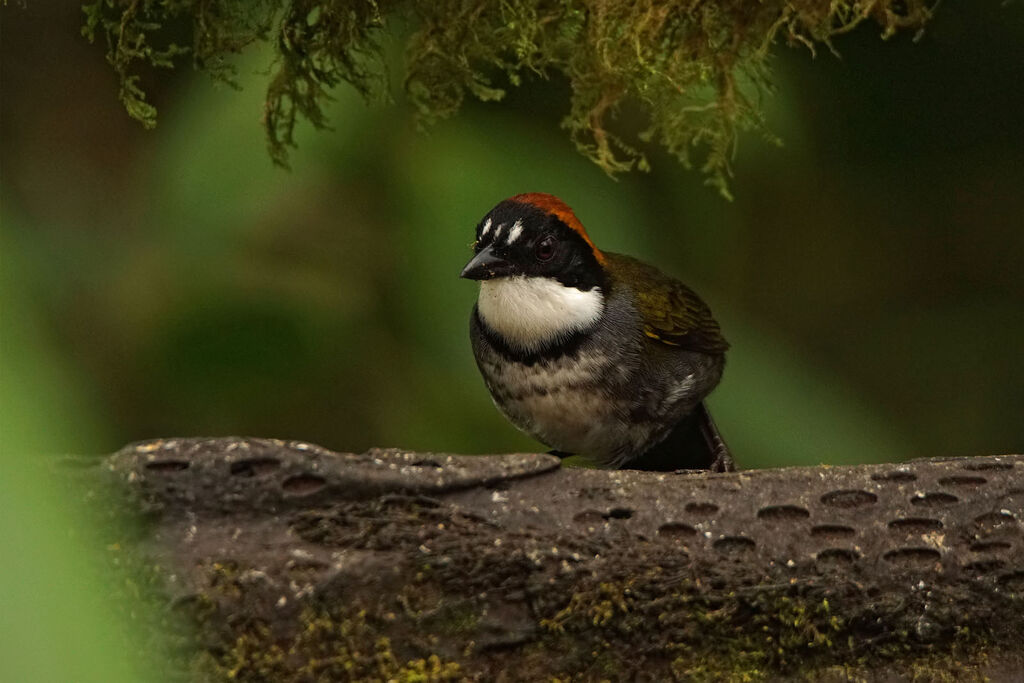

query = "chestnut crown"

[{"left": 460, "top": 193, "right": 606, "bottom": 292}]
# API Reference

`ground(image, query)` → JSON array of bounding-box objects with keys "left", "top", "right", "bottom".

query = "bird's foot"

[{"left": 708, "top": 444, "right": 735, "bottom": 473}]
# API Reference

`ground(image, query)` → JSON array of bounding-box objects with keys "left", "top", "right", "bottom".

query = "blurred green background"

[{"left": 3, "top": 2, "right": 1023, "bottom": 471}]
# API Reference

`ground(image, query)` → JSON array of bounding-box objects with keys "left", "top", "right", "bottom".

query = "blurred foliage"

[
  {"left": 80, "top": 0, "right": 936, "bottom": 194},
  {"left": 0, "top": 230, "right": 160, "bottom": 681},
  {"left": 4, "top": 3, "right": 1024, "bottom": 464}
]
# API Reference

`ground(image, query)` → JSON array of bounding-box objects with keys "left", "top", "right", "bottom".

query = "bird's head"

[
  {"left": 461, "top": 193, "right": 606, "bottom": 289},
  {"left": 461, "top": 193, "right": 608, "bottom": 351}
]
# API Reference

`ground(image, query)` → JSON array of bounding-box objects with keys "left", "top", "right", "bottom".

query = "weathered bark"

[{"left": 81, "top": 438, "right": 1024, "bottom": 680}]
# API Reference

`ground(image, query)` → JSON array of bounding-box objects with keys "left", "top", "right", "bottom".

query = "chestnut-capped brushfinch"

[{"left": 461, "top": 193, "right": 734, "bottom": 472}]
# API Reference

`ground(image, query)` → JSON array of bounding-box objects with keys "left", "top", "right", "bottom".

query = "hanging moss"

[{"left": 81, "top": 0, "right": 935, "bottom": 193}]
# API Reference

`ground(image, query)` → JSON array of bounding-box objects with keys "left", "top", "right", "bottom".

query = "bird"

[{"left": 460, "top": 192, "right": 734, "bottom": 472}]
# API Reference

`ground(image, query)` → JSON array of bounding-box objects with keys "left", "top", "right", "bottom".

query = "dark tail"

[{"left": 626, "top": 402, "right": 735, "bottom": 472}]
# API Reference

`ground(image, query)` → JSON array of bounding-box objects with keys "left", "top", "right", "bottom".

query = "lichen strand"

[{"left": 82, "top": 0, "right": 934, "bottom": 190}]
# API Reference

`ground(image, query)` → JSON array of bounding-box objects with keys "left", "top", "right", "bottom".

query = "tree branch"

[{"left": 77, "top": 437, "right": 1024, "bottom": 680}]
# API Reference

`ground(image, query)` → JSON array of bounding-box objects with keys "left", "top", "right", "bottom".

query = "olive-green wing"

[{"left": 606, "top": 253, "right": 729, "bottom": 354}]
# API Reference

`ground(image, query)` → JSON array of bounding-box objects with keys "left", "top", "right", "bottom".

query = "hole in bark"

[
  {"left": 938, "top": 475, "right": 987, "bottom": 487},
  {"left": 657, "top": 522, "right": 697, "bottom": 539},
  {"left": 713, "top": 536, "right": 756, "bottom": 555},
  {"left": 871, "top": 470, "right": 917, "bottom": 483},
  {"left": 811, "top": 524, "right": 856, "bottom": 540},
  {"left": 604, "top": 507, "right": 633, "bottom": 520},
  {"left": 816, "top": 548, "right": 859, "bottom": 565},
  {"left": 820, "top": 490, "right": 877, "bottom": 508},
  {"left": 757, "top": 505, "right": 810, "bottom": 521},
  {"left": 888, "top": 518, "right": 944, "bottom": 533},
  {"left": 229, "top": 457, "right": 280, "bottom": 477},
  {"left": 573, "top": 510, "right": 605, "bottom": 525},
  {"left": 282, "top": 474, "right": 327, "bottom": 496},
  {"left": 883, "top": 547, "right": 942, "bottom": 568},
  {"left": 145, "top": 460, "right": 189, "bottom": 472},
  {"left": 685, "top": 502, "right": 719, "bottom": 515},
  {"left": 410, "top": 459, "right": 442, "bottom": 468},
  {"left": 910, "top": 492, "right": 959, "bottom": 507},
  {"left": 974, "top": 511, "right": 1017, "bottom": 533},
  {"left": 962, "top": 461, "right": 1014, "bottom": 472},
  {"left": 970, "top": 541, "right": 1011, "bottom": 553},
  {"left": 963, "top": 559, "right": 1005, "bottom": 573}
]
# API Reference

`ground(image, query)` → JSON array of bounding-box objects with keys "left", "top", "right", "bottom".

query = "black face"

[{"left": 459, "top": 199, "right": 606, "bottom": 292}]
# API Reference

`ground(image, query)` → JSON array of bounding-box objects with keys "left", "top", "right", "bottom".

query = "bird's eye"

[{"left": 535, "top": 235, "right": 556, "bottom": 262}]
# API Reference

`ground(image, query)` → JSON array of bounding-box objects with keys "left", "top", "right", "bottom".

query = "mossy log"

[{"left": 87, "top": 438, "right": 1023, "bottom": 680}]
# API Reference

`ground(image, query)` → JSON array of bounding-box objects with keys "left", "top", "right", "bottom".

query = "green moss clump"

[
  {"left": 530, "top": 573, "right": 998, "bottom": 682},
  {"left": 81, "top": 0, "right": 934, "bottom": 193},
  {"left": 200, "top": 606, "right": 462, "bottom": 682}
]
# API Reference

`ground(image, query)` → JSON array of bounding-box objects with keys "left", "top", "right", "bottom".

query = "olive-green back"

[{"left": 605, "top": 252, "right": 729, "bottom": 354}]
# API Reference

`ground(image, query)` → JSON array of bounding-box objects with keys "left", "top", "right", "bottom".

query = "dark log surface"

[{"left": 84, "top": 438, "right": 1024, "bottom": 681}]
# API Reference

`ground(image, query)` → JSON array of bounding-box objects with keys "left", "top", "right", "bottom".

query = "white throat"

[{"left": 477, "top": 276, "right": 604, "bottom": 352}]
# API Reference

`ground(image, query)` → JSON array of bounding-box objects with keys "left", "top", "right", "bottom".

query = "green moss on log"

[
  {"left": 81, "top": 0, "right": 935, "bottom": 193},
  {"left": 86, "top": 441, "right": 1023, "bottom": 680},
  {"left": 200, "top": 608, "right": 462, "bottom": 682},
  {"left": 172, "top": 548, "right": 1006, "bottom": 682}
]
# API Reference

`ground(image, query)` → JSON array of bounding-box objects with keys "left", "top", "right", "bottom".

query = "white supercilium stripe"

[
  {"left": 506, "top": 220, "right": 524, "bottom": 244},
  {"left": 478, "top": 276, "right": 604, "bottom": 351},
  {"left": 480, "top": 218, "right": 492, "bottom": 236}
]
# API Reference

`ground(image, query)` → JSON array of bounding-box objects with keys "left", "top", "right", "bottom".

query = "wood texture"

[{"left": 85, "top": 438, "right": 1024, "bottom": 680}]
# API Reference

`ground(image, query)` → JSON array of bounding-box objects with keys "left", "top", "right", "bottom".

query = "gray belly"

[
  {"left": 478, "top": 351, "right": 638, "bottom": 457},
  {"left": 469, "top": 299, "right": 723, "bottom": 464},
  {"left": 474, "top": 342, "right": 686, "bottom": 461}
]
